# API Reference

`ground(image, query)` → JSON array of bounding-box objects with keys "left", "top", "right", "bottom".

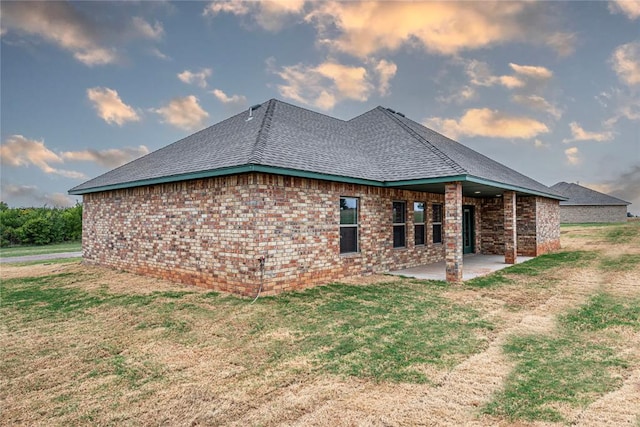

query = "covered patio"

[{"left": 389, "top": 253, "right": 534, "bottom": 281}]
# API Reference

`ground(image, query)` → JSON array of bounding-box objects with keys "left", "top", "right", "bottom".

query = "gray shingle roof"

[
  {"left": 550, "top": 182, "right": 631, "bottom": 206},
  {"left": 69, "top": 99, "right": 562, "bottom": 199}
]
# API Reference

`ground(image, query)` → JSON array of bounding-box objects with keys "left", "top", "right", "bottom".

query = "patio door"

[{"left": 463, "top": 205, "right": 474, "bottom": 254}]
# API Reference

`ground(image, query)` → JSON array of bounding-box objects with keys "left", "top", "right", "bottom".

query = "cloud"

[
  {"left": 204, "top": 1, "right": 575, "bottom": 57},
  {"left": 1, "top": 1, "right": 117, "bottom": 66},
  {"left": 465, "top": 60, "right": 553, "bottom": 90},
  {"left": 132, "top": 16, "right": 164, "bottom": 40},
  {"left": 149, "top": 47, "right": 171, "bottom": 61},
  {"left": 0, "top": 135, "right": 86, "bottom": 179},
  {"left": 563, "top": 122, "right": 614, "bottom": 143},
  {"left": 154, "top": 96, "right": 209, "bottom": 130},
  {"left": 211, "top": 89, "right": 247, "bottom": 105},
  {"left": 508, "top": 63, "right": 553, "bottom": 80},
  {"left": 424, "top": 108, "right": 549, "bottom": 139},
  {"left": 86, "top": 87, "right": 141, "bottom": 126},
  {"left": 177, "top": 68, "right": 212, "bottom": 88},
  {"left": 210, "top": 0, "right": 305, "bottom": 28},
  {"left": 203, "top": 0, "right": 305, "bottom": 31},
  {"left": 611, "top": 41, "right": 640, "bottom": 86},
  {"left": 1, "top": 184, "right": 75, "bottom": 207},
  {"left": 597, "top": 87, "right": 640, "bottom": 128},
  {"left": 437, "top": 86, "right": 477, "bottom": 105},
  {"left": 544, "top": 32, "right": 577, "bottom": 57},
  {"left": 373, "top": 59, "right": 397, "bottom": 96},
  {"left": 564, "top": 147, "right": 580, "bottom": 165},
  {"left": 271, "top": 58, "right": 376, "bottom": 110},
  {"left": 61, "top": 145, "right": 149, "bottom": 168},
  {"left": 534, "top": 139, "right": 550, "bottom": 149},
  {"left": 586, "top": 165, "right": 640, "bottom": 209},
  {"left": 512, "top": 95, "right": 562, "bottom": 119},
  {"left": 609, "top": 0, "right": 640, "bottom": 20},
  {"left": 304, "top": 2, "right": 575, "bottom": 57},
  {"left": 203, "top": 1, "right": 251, "bottom": 16}
]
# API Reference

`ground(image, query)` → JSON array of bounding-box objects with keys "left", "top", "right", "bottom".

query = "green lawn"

[
  {"left": 0, "top": 241, "right": 81, "bottom": 258},
  {"left": 2, "top": 222, "right": 639, "bottom": 425}
]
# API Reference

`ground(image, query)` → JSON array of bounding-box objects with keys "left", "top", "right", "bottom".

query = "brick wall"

[
  {"left": 480, "top": 198, "right": 503, "bottom": 255},
  {"left": 82, "top": 175, "right": 262, "bottom": 295},
  {"left": 82, "top": 172, "right": 557, "bottom": 295},
  {"left": 481, "top": 195, "right": 560, "bottom": 257},
  {"left": 536, "top": 197, "right": 561, "bottom": 254},
  {"left": 517, "top": 197, "right": 537, "bottom": 256},
  {"left": 559, "top": 205, "right": 628, "bottom": 223},
  {"left": 84, "top": 173, "right": 484, "bottom": 295}
]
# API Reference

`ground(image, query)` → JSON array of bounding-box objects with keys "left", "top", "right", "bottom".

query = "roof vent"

[
  {"left": 386, "top": 108, "right": 396, "bottom": 114},
  {"left": 246, "top": 103, "right": 263, "bottom": 122},
  {"left": 396, "top": 112, "right": 405, "bottom": 117}
]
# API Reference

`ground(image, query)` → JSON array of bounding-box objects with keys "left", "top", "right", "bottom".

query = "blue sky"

[{"left": 1, "top": 1, "right": 639, "bottom": 213}]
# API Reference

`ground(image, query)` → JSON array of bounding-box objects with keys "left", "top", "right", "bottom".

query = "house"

[
  {"left": 550, "top": 182, "right": 631, "bottom": 223},
  {"left": 69, "top": 99, "right": 564, "bottom": 296}
]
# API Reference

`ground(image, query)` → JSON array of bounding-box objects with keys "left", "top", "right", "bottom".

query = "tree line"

[{"left": 0, "top": 202, "right": 82, "bottom": 247}]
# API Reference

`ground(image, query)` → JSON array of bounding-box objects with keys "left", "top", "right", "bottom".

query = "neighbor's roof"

[
  {"left": 550, "top": 182, "right": 631, "bottom": 206},
  {"left": 70, "top": 99, "right": 563, "bottom": 199}
]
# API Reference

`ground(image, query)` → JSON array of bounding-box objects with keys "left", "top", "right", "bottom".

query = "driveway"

[{"left": 0, "top": 252, "right": 82, "bottom": 264}]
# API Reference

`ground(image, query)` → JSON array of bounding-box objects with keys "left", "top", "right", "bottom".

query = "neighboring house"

[
  {"left": 70, "top": 99, "right": 564, "bottom": 296},
  {"left": 550, "top": 182, "right": 631, "bottom": 223}
]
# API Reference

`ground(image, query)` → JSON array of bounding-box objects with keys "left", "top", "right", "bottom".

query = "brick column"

[
  {"left": 504, "top": 190, "right": 517, "bottom": 264},
  {"left": 445, "top": 182, "right": 463, "bottom": 282}
]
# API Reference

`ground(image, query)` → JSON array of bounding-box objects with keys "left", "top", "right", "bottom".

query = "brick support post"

[
  {"left": 504, "top": 191, "right": 517, "bottom": 264},
  {"left": 445, "top": 182, "right": 463, "bottom": 282}
]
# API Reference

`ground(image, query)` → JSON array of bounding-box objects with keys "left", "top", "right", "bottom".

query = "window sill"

[{"left": 340, "top": 252, "right": 361, "bottom": 258}]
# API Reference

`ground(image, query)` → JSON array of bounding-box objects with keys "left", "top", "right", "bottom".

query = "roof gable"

[
  {"left": 70, "top": 99, "right": 562, "bottom": 199},
  {"left": 550, "top": 182, "right": 631, "bottom": 206}
]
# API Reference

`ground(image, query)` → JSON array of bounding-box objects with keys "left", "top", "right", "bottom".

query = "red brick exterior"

[
  {"left": 445, "top": 182, "right": 463, "bottom": 282},
  {"left": 82, "top": 172, "right": 560, "bottom": 295},
  {"left": 504, "top": 191, "right": 517, "bottom": 264},
  {"left": 480, "top": 195, "right": 560, "bottom": 258}
]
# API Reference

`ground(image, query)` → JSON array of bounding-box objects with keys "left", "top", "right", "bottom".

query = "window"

[
  {"left": 432, "top": 203, "right": 443, "bottom": 244},
  {"left": 340, "top": 197, "right": 359, "bottom": 253},
  {"left": 393, "top": 201, "right": 406, "bottom": 248},
  {"left": 414, "top": 202, "right": 425, "bottom": 245}
]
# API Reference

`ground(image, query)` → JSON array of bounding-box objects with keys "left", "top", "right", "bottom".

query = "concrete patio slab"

[{"left": 388, "top": 254, "right": 534, "bottom": 281}]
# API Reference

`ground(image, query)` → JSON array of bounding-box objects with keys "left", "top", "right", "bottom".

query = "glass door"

[{"left": 463, "top": 206, "right": 474, "bottom": 254}]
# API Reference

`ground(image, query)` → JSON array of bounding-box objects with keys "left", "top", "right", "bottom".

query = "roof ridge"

[
  {"left": 249, "top": 99, "right": 276, "bottom": 164},
  {"left": 378, "top": 107, "right": 467, "bottom": 176}
]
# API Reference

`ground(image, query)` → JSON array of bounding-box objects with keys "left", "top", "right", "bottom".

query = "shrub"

[{"left": 0, "top": 203, "right": 82, "bottom": 247}]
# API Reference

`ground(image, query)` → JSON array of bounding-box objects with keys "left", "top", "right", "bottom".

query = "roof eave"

[
  {"left": 69, "top": 167, "right": 566, "bottom": 201},
  {"left": 68, "top": 164, "right": 385, "bottom": 195}
]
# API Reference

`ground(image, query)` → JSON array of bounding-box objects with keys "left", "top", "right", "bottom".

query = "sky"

[{"left": 1, "top": 1, "right": 639, "bottom": 213}]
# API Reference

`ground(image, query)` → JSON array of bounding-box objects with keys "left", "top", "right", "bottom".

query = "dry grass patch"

[{"left": 2, "top": 221, "right": 640, "bottom": 426}]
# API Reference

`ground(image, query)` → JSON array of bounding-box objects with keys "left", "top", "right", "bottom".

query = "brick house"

[
  {"left": 69, "top": 99, "right": 564, "bottom": 296},
  {"left": 550, "top": 182, "right": 631, "bottom": 223}
]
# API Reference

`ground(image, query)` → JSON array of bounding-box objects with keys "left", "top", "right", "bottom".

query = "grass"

[
  {"left": 0, "top": 241, "right": 81, "bottom": 258},
  {"left": 484, "top": 333, "right": 626, "bottom": 422},
  {"left": 262, "top": 282, "right": 493, "bottom": 383},
  {"left": 485, "top": 292, "right": 639, "bottom": 422},
  {"left": 2, "top": 273, "right": 493, "bottom": 385},
  {"left": 599, "top": 254, "right": 640, "bottom": 272},
  {"left": 3, "top": 257, "right": 82, "bottom": 266},
  {"left": 465, "top": 250, "right": 596, "bottom": 287},
  {"left": 2, "top": 221, "right": 639, "bottom": 425}
]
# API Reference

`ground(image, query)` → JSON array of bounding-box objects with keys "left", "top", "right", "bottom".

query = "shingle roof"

[
  {"left": 69, "top": 99, "right": 563, "bottom": 199},
  {"left": 550, "top": 182, "right": 631, "bottom": 206}
]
